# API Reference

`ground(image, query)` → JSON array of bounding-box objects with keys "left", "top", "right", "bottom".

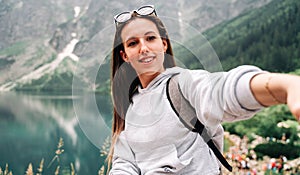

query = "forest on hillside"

[{"left": 175, "top": 0, "right": 300, "bottom": 73}]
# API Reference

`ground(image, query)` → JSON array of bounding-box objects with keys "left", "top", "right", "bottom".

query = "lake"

[{"left": 0, "top": 91, "right": 112, "bottom": 174}]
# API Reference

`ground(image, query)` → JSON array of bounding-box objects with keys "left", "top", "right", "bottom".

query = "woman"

[{"left": 109, "top": 5, "right": 300, "bottom": 175}]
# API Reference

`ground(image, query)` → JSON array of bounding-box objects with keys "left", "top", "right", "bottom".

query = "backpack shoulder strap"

[
  {"left": 166, "top": 74, "right": 199, "bottom": 131},
  {"left": 166, "top": 74, "right": 233, "bottom": 172}
]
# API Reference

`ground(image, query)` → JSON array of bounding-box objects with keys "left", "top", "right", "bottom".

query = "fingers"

[
  {"left": 285, "top": 76, "right": 300, "bottom": 122},
  {"left": 287, "top": 97, "right": 300, "bottom": 123}
]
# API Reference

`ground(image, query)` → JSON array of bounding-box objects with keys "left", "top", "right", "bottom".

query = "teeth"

[{"left": 139, "top": 57, "right": 154, "bottom": 63}]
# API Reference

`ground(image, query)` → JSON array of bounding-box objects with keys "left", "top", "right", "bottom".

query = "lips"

[{"left": 138, "top": 56, "right": 155, "bottom": 64}]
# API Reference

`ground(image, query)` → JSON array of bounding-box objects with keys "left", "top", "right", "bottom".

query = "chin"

[
  {"left": 137, "top": 69, "right": 162, "bottom": 77},
  {"left": 139, "top": 65, "right": 164, "bottom": 74}
]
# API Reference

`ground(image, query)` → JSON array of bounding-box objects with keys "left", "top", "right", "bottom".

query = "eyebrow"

[{"left": 125, "top": 31, "right": 157, "bottom": 42}]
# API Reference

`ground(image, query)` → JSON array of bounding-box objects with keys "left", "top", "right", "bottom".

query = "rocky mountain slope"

[{"left": 0, "top": 0, "right": 272, "bottom": 91}]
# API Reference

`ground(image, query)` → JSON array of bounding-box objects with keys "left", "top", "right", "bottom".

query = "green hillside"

[
  {"left": 176, "top": 0, "right": 300, "bottom": 72},
  {"left": 13, "top": 0, "right": 300, "bottom": 91}
]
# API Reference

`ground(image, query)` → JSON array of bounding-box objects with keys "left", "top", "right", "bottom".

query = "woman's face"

[{"left": 120, "top": 18, "right": 168, "bottom": 76}]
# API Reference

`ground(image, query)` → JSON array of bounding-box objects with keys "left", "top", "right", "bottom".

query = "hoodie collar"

[{"left": 138, "top": 67, "right": 183, "bottom": 93}]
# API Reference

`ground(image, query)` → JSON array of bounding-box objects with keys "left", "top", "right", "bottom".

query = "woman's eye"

[
  {"left": 128, "top": 41, "right": 137, "bottom": 47},
  {"left": 147, "top": 36, "right": 156, "bottom": 41}
]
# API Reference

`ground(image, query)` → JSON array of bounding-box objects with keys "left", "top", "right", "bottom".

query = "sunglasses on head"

[{"left": 114, "top": 5, "right": 157, "bottom": 27}]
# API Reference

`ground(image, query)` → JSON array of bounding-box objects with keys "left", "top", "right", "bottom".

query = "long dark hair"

[{"left": 108, "top": 15, "right": 176, "bottom": 166}]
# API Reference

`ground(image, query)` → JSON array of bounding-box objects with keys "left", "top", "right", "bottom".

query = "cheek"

[
  {"left": 153, "top": 44, "right": 166, "bottom": 56},
  {"left": 153, "top": 42, "right": 166, "bottom": 53},
  {"left": 157, "top": 52, "right": 165, "bottom": 62},
  {"left": 124, "top": 48, "right": 139, "bottom": 59}
]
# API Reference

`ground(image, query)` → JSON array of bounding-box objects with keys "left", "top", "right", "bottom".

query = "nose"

[{"left": 139, "top": 39, "right": 149, "bottom": 54}]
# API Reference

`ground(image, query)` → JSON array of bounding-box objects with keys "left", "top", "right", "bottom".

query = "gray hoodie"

[{"left": 110, "top": 66, "right": 265, "bottom": 175}]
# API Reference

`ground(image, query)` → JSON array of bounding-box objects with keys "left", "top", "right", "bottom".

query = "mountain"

[
  {"left": 176, "top": 0, "right": 300, "bottom": 72},
  {"left": 0, "top": 0, "right": 272, "bottom": 91}
]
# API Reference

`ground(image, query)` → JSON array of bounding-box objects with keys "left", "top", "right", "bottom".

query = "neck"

[{"left": 139, "top": 72, "right": 161, "bottom": 88}]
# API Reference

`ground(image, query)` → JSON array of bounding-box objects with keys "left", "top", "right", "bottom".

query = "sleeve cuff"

[{"left": 236, "top": 71, "right": 266, "bottom": 111}]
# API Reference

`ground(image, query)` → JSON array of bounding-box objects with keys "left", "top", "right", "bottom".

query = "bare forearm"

[
  {"left": 250, "top": 73, "right": 287, "bottom": 106},
  {"left": 250, "top": 73, "right": 300, "bottom": 120}
]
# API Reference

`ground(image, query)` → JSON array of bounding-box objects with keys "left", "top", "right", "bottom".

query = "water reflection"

[{"left": 0, "top": 92, "right": 112, "bottom": 174}]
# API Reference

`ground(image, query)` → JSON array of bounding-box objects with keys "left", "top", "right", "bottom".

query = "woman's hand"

[
  {"left": 250, "top": 73, "right": 300, "bottom": 122},
  {"left": 286, "top": 80, "right": 300, "bottom": 121}
]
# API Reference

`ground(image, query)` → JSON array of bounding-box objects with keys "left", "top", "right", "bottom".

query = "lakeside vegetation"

[{"left": 0, "top": 137, "right": 110, "bottom": 175}]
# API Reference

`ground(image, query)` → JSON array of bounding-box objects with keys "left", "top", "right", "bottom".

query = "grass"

[{"left": 0, "top": 137, "right": 110, "bottom": 175}]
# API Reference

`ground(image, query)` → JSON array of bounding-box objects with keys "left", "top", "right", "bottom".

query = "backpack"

[{"left": 166, "top": 74, "right": 233, "bottom": 172}]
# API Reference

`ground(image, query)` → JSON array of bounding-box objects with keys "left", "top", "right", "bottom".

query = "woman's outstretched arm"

[{"left": 250, "top": 73, "right": 300, "bottom": 121}]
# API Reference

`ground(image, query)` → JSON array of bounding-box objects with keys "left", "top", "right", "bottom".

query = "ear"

[
  {"left": 120, "top": 50, "right": 129, "bottom": 62},
  {"left": 162, "top": 39, "right": 168, "bottom": 52}
]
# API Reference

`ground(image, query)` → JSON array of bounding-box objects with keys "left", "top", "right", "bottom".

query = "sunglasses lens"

[
  {"left": 114, "top": 5, "right": 155, "bottom": 26},
  {"left": 137, "top": 6, "right": 154, "bottom": 15},
  {"left": 115, "top": 12, "right": 131, "bottom": 23}
]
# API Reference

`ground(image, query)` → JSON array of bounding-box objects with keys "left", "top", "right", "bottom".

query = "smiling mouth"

[{"left": 138, "top": 56, "right": 155, "bottom": 64}]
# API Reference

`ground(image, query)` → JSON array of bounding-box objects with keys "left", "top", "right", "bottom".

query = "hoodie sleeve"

[
  {"left": 178, "top": 65, "right": 265, "bottom": 128},
  {"left": 109, "top": 132, "right": 140, "bottom": 175},
  {"left": 109, "top": 157, "right": 140, "bottom": 175}
]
